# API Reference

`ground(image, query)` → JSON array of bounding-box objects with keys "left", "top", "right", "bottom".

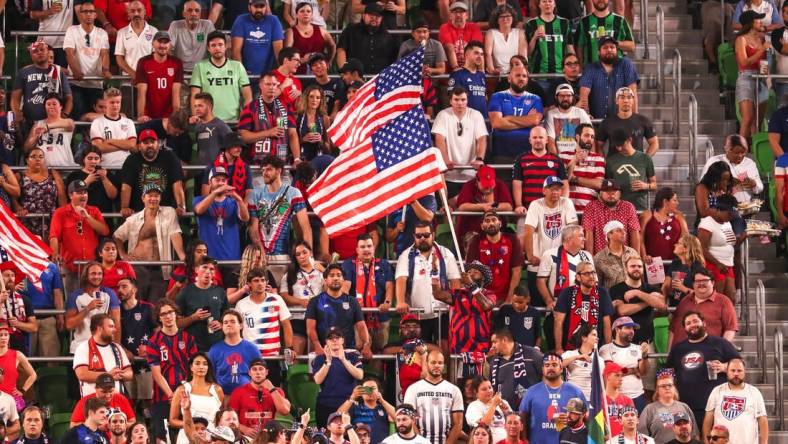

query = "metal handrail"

[
  {"left": 672, "top": 49, "right": 682, "bottom": 137},
  {"left": 688, "top": 94, "right": 698, "bottom": 185},
  {"left": 775, "top": 328, "right": 784, "bottom": 430},
  {"left": 742, "top": 237, "right": 750, "bottom": 335},
  {"left": 655, "top": 5, "right": 665, "bottom": 100},
  {"left": 641, "top": 0, "right": 650, "bottom": 59},
  {"left": 757, "top": 279, "right": 767, "bottom": 383}
]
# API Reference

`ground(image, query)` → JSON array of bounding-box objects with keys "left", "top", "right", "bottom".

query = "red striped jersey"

[
  {"left": 235, "top": 293, "right": 293, "bottom": 357},
  {"left": 449, "top": 288, "right": 493, "bottom": 354},
  {"left": 557, "top": 148, "right": 606, "bottom": 211},
  {"left": 512, "top": 152, "right": 567, "bottom": 208},
  {"left": 145, "top": 329, "right": 198, "bottom": 403}
]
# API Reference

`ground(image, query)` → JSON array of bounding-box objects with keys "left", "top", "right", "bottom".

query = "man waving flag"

[{"left": 307, "top": 46, "right": 446, "bottom": 237}]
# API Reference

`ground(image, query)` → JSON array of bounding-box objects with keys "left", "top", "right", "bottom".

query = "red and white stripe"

[{"left": 0, "top": 201, "right": 51, "bottom": 289}]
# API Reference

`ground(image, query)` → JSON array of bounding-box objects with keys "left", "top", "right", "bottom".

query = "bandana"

[
  {"left": 543, "top": 354, "right": 562, "bottom": 364},
  {"left": 656, "top": 368, "right": 675, "bottom": 380},
  {"left": 396, "top": 406, "right": 418, "bottom": 418}
]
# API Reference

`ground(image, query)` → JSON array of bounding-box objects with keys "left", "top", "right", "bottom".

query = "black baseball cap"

[
  {"left": 339, "top": 59, "right": 364, "bottom": 74},
  {"left": 308, "top": 52, "right": 328, "bottom": 66}
]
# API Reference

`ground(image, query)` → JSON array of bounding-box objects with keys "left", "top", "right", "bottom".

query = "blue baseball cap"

[{"left": 543, "top": 176, "right": 563, "bottom": 188}]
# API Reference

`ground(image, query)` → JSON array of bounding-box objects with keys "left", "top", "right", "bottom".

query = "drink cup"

[{"left": 707, "top": 361, "right": 718, "bottom": 380}]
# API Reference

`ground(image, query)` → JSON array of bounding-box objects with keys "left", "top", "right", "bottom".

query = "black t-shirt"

[
  {"left": 120, "top": 300, "right": 156, "bottom": 372},
  {"left": 64, "top": 170, "right": 121, "bottom": 213},
  {"left": 597, "top": 113, "right": 657, "bottom": 156},
  {"left": 558, "top": 425, "right": 589, "bottom": 443},
  {"left": 666, "top": 335, "right": 741, "bottom": 411},
  {"left": 303, "top": 77, "right": 345, "bottom": 115},
  {"left": 555, "top": 286, "right": 615, "bottom": 348},
  {"left": 138, "top": 119, "right": 194, "bottom": 164},
  {"left": 337, "top": 23, "right": 399, "bottom": 74},
  {"left": 214, "top": 0, "right": 248, "bottom": 29},
  {"left": 120, "top": 150, "right": 185, "bottom": 211},
  {"left": 665, "top": 260, "right": 703, "bottom": 307},
  {"left": 610, "top": 281, "right": 656, "bottom": 343}
]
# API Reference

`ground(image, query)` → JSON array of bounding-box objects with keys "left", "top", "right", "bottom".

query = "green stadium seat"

[
  {"left": 48, "top": 412, "right": 72, "bottom": 442},
  {"left": 752, "top": 132, "right": 775, "bottom": 182},
  {"left": 287, "top": 364, "right": 319, "bottom": 414},
  {"left": 36, "top": 366, "right": 73, "bottom": 413},
  {"left": 717, "top": 43, "right": 738, "bottom": 90}
]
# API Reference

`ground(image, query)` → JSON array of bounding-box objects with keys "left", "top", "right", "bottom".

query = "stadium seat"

[
  {"left": 286, "top": 364, "right": 319, "bottom": 414},
  {"left": 48, "top": 412, "right": 73, "bottom": 442},
  {"left": 35, "top": 366, "right": 73, "bottom": 413},
  {"left": 752, "top": 132, "right": 775, "bottom": 182},
  {"left": 717, "top": 43, "right": 738, "bottom": 90}
]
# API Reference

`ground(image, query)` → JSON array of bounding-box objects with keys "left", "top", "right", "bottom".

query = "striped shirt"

[
  {"left": 512, "top": 152, "right": 567, "bottom": 208},
  {"left": 776, "top": 154, "right": 788, "bottom": 212},
  {"left": 145, "top": 329, "right": 198, "bottom": 403},
  {"left": 524, "top": 16, "right": 574, "bottom": 74},
  {"left": 403, "top": 379, "right": 464, "bottom": 444},
  {"left": 448, "top": 288, "right": 493, "bottom": 353},
  {"left": 557, "top": 147, "right": 606, "bottom": 211},
  {"left": 574, "top": 12, "right": 633, "bottom": 65},
  {"left": 235, "top": 293, "right": 292, "bottom": 357}
]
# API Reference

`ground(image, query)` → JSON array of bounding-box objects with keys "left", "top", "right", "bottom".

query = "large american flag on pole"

[
  {"left": 308, "top": 46, "right": 445, "bottom": 237},
  {"left": 0, "top": 200, "right": 51, "bottom": 289}
]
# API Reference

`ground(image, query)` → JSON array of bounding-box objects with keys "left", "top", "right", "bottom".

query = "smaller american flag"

[
  {"left": 308, "top": 46, "right": 445, "bottom": 237},
  {"left": 0, "top": 200, "right": 52, "bottom": 290}
]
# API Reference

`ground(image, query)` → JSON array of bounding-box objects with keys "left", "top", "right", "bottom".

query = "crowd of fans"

[{"left": 0, "top": 0, "right": 784, "bottom": 442}]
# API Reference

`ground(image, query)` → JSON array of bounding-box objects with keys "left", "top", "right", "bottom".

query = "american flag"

[
  {"left": 308, "top": 46, "right": 445, "bottom": 237},
  {"left": 0, "top": 200, "right": 51, "bottom": 290}
]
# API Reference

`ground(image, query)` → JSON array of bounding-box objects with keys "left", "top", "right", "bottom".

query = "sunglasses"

[
  {"left": 457, "top": 121, "right": 463, "bottom": 136},
  {"left": 76, "top": 220, "right": 83, "bottom": 235},
  {"left": 707, "top": 436, "right": 725, "bottom": 442},
  {"left": 414, "top": 233, "right": 432, "bottom": 239},
  {"left": 85, "top": 33, "right": 91, "bottom": 48}
]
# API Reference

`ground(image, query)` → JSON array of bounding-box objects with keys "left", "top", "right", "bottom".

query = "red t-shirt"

[
  {"left": 455, "top": 178, "right": 514, "bottom": 240},
  {"left": 606, "top": 393, "right": 634, "bottom": 437},
  {"left": 438, "top": 22, "right": 483, "bottom": 67},
  {"left": 227, "top": 384, "right": 285, "bottom": 431},
  {"left": 71, "top": 392, "right": 136, "bottom": 424},
  {"left": 134, "top": 54, "right": 184, "bottom": 118},
  {"left": 102, "top": 261, "right": 137, "bottom": 294},
  {"left": 272, "top": 70, "right": 302, "bottom": 110},
  {"left": 49, "top": 205, "right": 106, "bottom": 273},
  {"left": 94, "top": 0, "right": 153, "bottom": 33},
  {"left": 329, "top": 223, "right": 376, "bottom": 260},
  {"left": 399, "top": 362, "right": 422, "bottom": 395}
]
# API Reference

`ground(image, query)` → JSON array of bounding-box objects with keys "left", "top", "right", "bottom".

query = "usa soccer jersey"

[
  {"left": 145, "top": 330, "right": 198, "bottom": 402},
  {"left": 134, "top": 54, "right": 184, "bottom": 118},
  {"left": 235, "top": 293, "right": 292, "bottom": 357}
]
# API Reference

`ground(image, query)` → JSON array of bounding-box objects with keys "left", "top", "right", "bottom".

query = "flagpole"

[{"left": 438, "top": 187, "right": 466, "bottom": 274}]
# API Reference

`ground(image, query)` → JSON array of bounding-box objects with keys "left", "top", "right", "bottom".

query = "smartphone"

[
  {"left": 94, "top": 291, "right": 101, "bottom": 299},
  {"left": 173, "top": 274, "right": 188, "bottom": 283},
  {"left": 202, "top": 305, "right": 211, "bottom": 312}
]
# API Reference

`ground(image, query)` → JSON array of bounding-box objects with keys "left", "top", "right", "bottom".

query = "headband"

[{"left": 396, "top": 407, "right": 418, "bottom": 418}]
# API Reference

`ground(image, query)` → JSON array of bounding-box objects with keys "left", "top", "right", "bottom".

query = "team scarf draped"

[
  {"left": 617, "top": 432, "right": 648, "bottom": 444},
  {"left": 553, "top": 245, "right": 572, "bottom": 298},
  {"left": 566, "top": 284, "right": 600, "bottom": 350},
  {"left": 354, "top": 258, "right": 380, "bottom": 329},
  {"left": 213, "top": 153, "right": 247, "bottom": 197},
  {"left": 406, "top": 246, "right": 448, "bottom": 294},
  {"left": 252, "top": 95, "right": 289, "bottom": 163},
  {"left": 489, "top": 342, "right": 530, "bottom": 405},
  {"left": 87, "top": 337, "right": 123, "bottom": 374}
]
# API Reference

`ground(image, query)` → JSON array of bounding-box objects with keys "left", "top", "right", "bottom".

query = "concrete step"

[
  {"left": 637, "top": 105, "right": 726, "bottom": 120},
  {"left": 641, "top": 74, "right": 721, "bottom": 92},
  {"left": 651, "top": 120, "right": 737, "bottom": 137},
  {"left": 638, "top": 90, "right": 721, "bottom": 106},
  {"left": 636, "top": 43, "right": 706, "bottom": 59}
]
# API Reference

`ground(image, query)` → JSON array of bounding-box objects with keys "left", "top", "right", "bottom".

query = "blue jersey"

[
  {"left": 194, "top": 196, "right": 242, "bottom": 260},
  {"left": 304, "top": 292, "right": 364, "bottom": 347},
  {"left": 518, "top": 381, "right": 586, "bottom": 444},
  {"left": 494, "top": 304, "right": 542, "bottom": 347},
  {"left": 19, "top": 262, "right": 63, "bottom": 310},
  {"left": 120, "top": 300, "right": 156, "bottom": 372},
  {"left": 311, "top": 351, "right": 362, "bottom": 405},
  {"left": 448, "top": 68, "right": 488, "bottom": 118},
  {"left": 59, "top": 425, "right": 109, "bottom": 444},
  {"left": 208, "top": 339, "right": 262, "bottom": 396},
  {"left": 230, "top": 14, "right": 284, "bottom": 75},
  {"left": 488, "top": 91, "right": 543, "bottom": 157},
  {"left": 350, "top": 403, "right": 390, "bottom": 444}
]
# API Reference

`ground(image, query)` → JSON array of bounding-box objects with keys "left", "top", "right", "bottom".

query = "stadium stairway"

[{"left": 630, "top": 0, "right": 788, "bottom": 437}]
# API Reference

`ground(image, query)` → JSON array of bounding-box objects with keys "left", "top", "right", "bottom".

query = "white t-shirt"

[
  {"left": 545, "top": 107, "right": 592, "bottom": 155},
  {"left": 432, "top": 107, "right": 488, "bottom": 183},
  {"left": 0, "top": 391, "right": 18, "bottom": 425},
  {"left": 73, "top": 339, "right": 132, "bottom": 396},
  {"left": 705, "top": 382, "right": 767, "bottom": 444},
  {"left": 524, "top": 197, "right": 578, "bottom": 272},
  {"left": 63, "top": 25, "right": 110, "bottom": 89},
  {"left": 536, "top": 247, "right": 594, "bottom": 294},
  {"left": 701, "top": 154, "right": 764, "bottom": 203},
  {"left": 33, "top": 120, "right": 76, "bottom": 167},
  {"left": 606, "top": 435, "right": 655, "bottom": 444},
  {"left": 36, "top": 0, "right": 74, "bottom": 48},
  {"left": 90, "top": 115, "right": 137, "bottom": 168},
  {"left": 464, "top": 399, "right": 510, "bottom": 443},
  {"left": 280, "top": 268, "right": 323, "bottom": 320},
  {"left": 403, "top": 379, "right": 464, "bottom": 444},
  {"left": 381, "top": 434, "right": 432, "bottom": 444},
  {"left": 395, "top": 245, "right": 461, "bottom": 320},
  {"left": 114, "top": 22, "right": 158, "bottom": 72},
  {"left": 67, "top": 289, "right": 117, "bottom": 353},
  {"left": 697, "top": 216, "right": 736, "bottom": 266},
  {"left": 235, "top": 293, "right": 292, "bottom": 357},
  {"left": 599, "top": 342, "right": 644, "bottom": 399},
  {"left": 561, "top": 349, "right": 599, "bottom": 399}
]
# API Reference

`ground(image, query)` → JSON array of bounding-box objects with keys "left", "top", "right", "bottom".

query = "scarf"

[
  {"left": 566, "top": 285, "right": 600, "bottom": 350},
  {"left": 213, "top": 153, "right": 247, "bottom": 197},
  {"left": 617, "top": 432, "right": 647, "bottom": 444},
  {"left": 354, "top": 258, "right": 380, "bottom": 329},
  {"left": 406, "top": 246, "right": 448, "bottom": 295},
  {"left": 553, "top": 245, "right": 572, "bottom": 298},
  {"left": 1, "top": 292, "right": 25, "bottom": 335},
  {"left": 490, "top": 343, "right": 530, "bottom": 405},
  {"left": 251, "top": 95, "right": 288, "bottom": 163},
  {"left": 296, "top": 112, "right": 325, "bottom": 159},
  {"left": 459, "top": 351, "right": 485, "bottom": 378},
  {"left": 87, "top": 337, "right": 123, "bottom": 374},
  {"left": 16, "top": 435, "right": 50, "bottom": 444}
]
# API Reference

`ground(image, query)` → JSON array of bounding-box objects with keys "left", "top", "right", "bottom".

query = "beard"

[
  {"left": 416, "top": 241, "right": 432, "bottom": 252},
  {"left": 601, "top": 53, "right": 617, "bottom": 65},
  {"left": 483, "top": 226, "right": 500, "bottom": 236},
  {"left": 627, "top": 271, "right": 642, "bottom": 281},
  {"left": 510, "top": 82, "right": 527, "bottom": 94},
  {"left": 603, "top": 198, "right": 618, "bottom": 208},
  {"left": 579, "top": 140, "right": 593, "bottom": 151},
  {"left": 729, "top": 376, "right": 744, "bottom": 386},
  {"left": 252, "top": 12, "right": 265, "bottom": 20},
  {"left": 687, "top": 325, "right": 706, "bottom": 340},
  {"left": 397, "top": 425, "right": 411, "bottom": 434},
  {"left": 558, "top": 99, "right": 572, "bottom": 110}
]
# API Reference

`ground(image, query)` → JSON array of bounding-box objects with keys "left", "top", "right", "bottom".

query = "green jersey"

[
  {"left": 574, "top": 12, "right": 633, "bottom": 65},
  {"left": 524, "top": 16, "right": 573, "bottom": 74},
  {"left": 190, "top": 58, "right": 251, "bottom": 121}
]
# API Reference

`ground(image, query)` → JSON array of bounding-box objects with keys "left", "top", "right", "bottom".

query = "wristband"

[
  {"left": 475, "top": 157, "right": 484, "bottom": 162},
  {"left": 344, "top": 425, "right": 354, "bottom": 432}
]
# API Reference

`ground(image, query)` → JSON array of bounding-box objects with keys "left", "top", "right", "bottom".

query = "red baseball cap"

[
  {"left": 476, "top": 165, "right": 496, "bottom": 189},
  {"left": 603, "top": 361, "right": 625, "bottom": 379},
  {"left": 139, "top": 129, "right": 158, "bottom": 141}
]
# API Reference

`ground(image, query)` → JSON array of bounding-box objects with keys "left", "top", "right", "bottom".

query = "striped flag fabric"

[
  {"left": 308, "top": 46, "right": 446, "bottom": 237},
  {"left": 0, "top": 200, "right": 51, "bottom": 289},
  {"left": 588, "top": 348, "right": 610, "bottom": 444}
]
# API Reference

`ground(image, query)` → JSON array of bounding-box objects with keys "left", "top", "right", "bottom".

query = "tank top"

[
  {"left": 643, "top": 213, "right": 681, "bottom": 260},
  {"left": 176, "top": 382, "right": 222, "bottom": 444},
  {"left": 0, "top": 349, "right": 18, "bottom": 395},
  {"left": 739, "top": 43, "right": 764, "bottom": 71},
  {"left": 20, "top": 171, "right": 58, "bottom": 237},
  {"left": 491, "top": 28, "right": 522, "bottom": 75},
  {"left": 292, "top": 25, "right": 325, "bottom": 75}
]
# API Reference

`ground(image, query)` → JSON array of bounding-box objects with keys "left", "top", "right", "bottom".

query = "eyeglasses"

[
  {"left": 414, "top": 233, "right": 432, "bottom": 239},
  {"left": 694, "top": 278, "right": 712, "bottom": 285},
  {"left": 578, "top": 271, "right": 597, "bottom": 276},
  {"left": 707, "top": 436, "right": 726, "bottom": 442},
  {"left": 564, "top": 61, "right": 579, "bottom": 66},
  {"left": 657, "top": 383, "right": 674, "bottom": 389},
  {"left": 85, "top": 33, "right": 91, "bottom": 48},
  {"left": 457, "top": 121, "right": 463, "bottom": 136},
  {"left": 159, "top": 310, "right": 176, "bottom": 317},
  {"left": 76, "top": 220, "right": 83, "bottom": 235}
]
